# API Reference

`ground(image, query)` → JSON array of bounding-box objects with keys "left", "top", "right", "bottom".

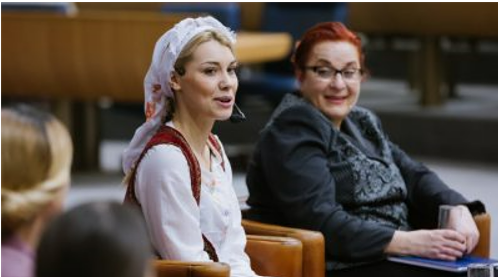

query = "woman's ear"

[{"left": 169, "top": 71, "right": 181, "bottom": 91}]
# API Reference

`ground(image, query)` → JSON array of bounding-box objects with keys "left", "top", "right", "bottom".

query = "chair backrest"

[{"left": 242, "top": 219, "right": 325, "bottom": 277}]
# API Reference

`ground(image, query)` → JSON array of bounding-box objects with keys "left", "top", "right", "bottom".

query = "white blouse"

[{"left": 135, "top": 125, "right": 260, "bottom": 277}]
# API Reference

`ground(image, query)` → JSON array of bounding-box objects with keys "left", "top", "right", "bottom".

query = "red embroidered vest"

[{"left": 124, "top": 125, "right": 225, "bottom": 262}]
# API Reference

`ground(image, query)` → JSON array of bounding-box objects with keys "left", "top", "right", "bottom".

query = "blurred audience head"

[
  {"left": 36, "top": 201, "right": 155, "bottom": 277},
  {"left": 2, "top": 104, "right": 73, "bottom": 239}
]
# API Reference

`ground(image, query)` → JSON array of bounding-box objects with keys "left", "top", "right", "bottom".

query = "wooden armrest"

[
  {"left": 242, "top": 219, "right": 325, "bottom": 277},
  {"left": 471, "top": 213, "right": 491, "bottom": 258},
  {"left": 154, "top": 260, "right": 230, "bottom": 277},
  {"left": 246, "top": 234, "right": 303, "bottom": 277}
]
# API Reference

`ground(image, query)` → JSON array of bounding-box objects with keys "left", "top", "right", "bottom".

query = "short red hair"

[{"left": 292, "top": 22, "right": 366, "bottom": 74}]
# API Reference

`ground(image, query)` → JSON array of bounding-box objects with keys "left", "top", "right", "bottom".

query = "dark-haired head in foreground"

[{"left": 36, "top": 201, "right": 155, "bottom": 277}]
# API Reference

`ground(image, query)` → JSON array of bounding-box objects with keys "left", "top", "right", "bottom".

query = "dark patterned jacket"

[{"left": 245, "top": 92, "right": 474, "bottom": 269}]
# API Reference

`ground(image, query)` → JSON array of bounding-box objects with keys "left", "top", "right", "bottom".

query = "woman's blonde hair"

[
  {"left": 174, "top": 29, "right": 234, "bottom": 76},
  {"left": 2, "top": 105, "right": 73, "bottom": 236}
]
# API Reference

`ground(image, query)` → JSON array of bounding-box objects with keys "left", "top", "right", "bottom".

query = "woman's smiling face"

[{"left": 297, "top": 40, "right": 362, "bottom": 129}]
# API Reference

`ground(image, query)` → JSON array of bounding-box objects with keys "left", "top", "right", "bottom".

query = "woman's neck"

[{"left": 172, "top": 111, "right": 214, "bottom": 159}]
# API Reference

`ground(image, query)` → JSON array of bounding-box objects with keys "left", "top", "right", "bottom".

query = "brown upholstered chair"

[
  {"left": 242, "top": 219, "right": 325, "bottom": 277},
  {"left": 154, "top": 214, "right": 490, "bottom": 277},
  {"left": 154, "top": 234, "right": 303, "bottom": 277}
]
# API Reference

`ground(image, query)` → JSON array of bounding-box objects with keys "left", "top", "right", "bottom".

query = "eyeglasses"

[{"left": 303, "top": 66, "right": 362, "bottom": 82}]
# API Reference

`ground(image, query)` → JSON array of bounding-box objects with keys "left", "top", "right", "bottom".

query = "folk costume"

[{"left": 122, "top": 16, "right": 258, "bottom": 277}]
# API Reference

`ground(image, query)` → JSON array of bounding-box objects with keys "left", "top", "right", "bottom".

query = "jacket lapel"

[{"left": 341, "top": 117, "right": 386, "bottom": 163}]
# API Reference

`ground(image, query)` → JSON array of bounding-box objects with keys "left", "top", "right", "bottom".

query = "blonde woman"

[
  {"left": 2, "top": 104, "right": 73, "bottom": 277},
  {"left": 122, "top": 16, "right": 263, "bottom": 277}
]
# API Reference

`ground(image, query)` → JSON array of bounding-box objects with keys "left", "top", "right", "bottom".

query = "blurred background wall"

[{"left": 2, "top": 2, "right": 498, "bottom": 172}]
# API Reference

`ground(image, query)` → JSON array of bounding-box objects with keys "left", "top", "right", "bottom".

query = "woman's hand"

[
  {"left": 446, "top": 205, "right": 480, "bottom": 254},
  {"left": 385, "top": 229, "right": 467, "bottom": 260}
]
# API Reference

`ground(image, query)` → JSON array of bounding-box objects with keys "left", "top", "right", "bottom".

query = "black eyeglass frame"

[{"left": 301, "top": 65, "right": 363, "bottom": 80}]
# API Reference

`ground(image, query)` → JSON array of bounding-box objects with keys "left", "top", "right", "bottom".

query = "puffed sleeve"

[
  {"left": 135, "top": 144, "right": 211, "bottom": 261},
  {"left": 258, "top": 106, "right": 395, "bottom": 262}
]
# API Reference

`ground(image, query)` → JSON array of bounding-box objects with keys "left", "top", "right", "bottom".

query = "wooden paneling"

[
  {"left": 2, "top": 11, "right": 291, "bottom": 103},
  {"left": 2, "top": 12, "right": 186, "bottom": 102}
]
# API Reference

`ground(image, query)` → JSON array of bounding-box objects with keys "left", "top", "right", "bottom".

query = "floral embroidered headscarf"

[{"left": 122, "top": 16, "right": 236, "bottom": 174}]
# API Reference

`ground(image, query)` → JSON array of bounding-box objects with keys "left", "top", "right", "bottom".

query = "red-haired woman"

[{"left": 245, "top": 22, "right": 485, "bottom": 276}]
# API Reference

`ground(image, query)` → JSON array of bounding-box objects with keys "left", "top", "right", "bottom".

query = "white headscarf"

[{"left": 122, "top": 16, "right": 236, "bottom": 174}]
